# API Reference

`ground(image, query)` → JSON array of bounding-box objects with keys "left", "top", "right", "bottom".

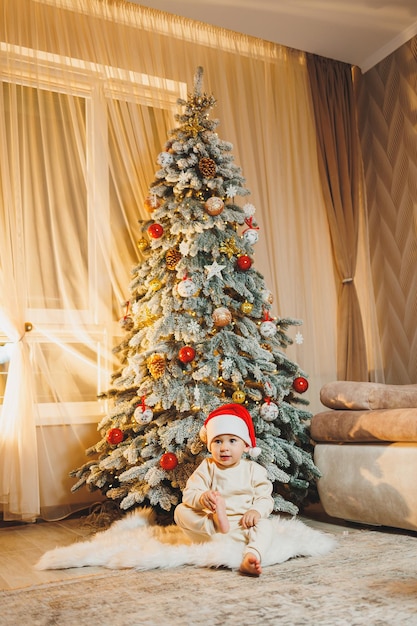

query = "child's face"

[{"left": 210, "top": 434, "right": 249, "bottom": 468}]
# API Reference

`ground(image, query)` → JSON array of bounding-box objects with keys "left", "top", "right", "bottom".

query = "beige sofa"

[{"left": 310, "top": 382, "right": 417, "bottom": 532}]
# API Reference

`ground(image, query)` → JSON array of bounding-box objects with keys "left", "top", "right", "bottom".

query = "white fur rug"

[{"left": 35, "top": 509, "right": 336, "bottom": 572}]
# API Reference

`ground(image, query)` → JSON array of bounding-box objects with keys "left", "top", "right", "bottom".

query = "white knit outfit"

[{"left": 174, "top": 457, "right": 274, "bottom": 561}]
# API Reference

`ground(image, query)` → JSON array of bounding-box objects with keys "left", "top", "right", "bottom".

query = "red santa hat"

[{"left": 200, "top": 403, "right": 261, "bottom": 458}]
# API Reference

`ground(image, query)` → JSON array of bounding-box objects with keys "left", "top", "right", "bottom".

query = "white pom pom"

[{"left": 249, "top": 447, "right": 261, "bottom": 458}]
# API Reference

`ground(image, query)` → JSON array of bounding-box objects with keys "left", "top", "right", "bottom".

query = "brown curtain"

[{"left": 306, "top": 54, "right": 367, "bottom": 381}]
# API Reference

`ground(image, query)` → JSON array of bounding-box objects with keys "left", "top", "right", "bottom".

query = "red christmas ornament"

[
  {"left": 293, "top": 377, "right": 309, "bottom": 393},
  {"left": 178, "top": 345, "right": 196, "bottom": 363},
  {"left": 147, "top": 223, "right": 164, "bottom": 239},
  {"left": 236, "top": 255, "right": 252, "bottom": 271},
  {"left": 107, "top": 427, "right": 124, "bottom": 444},
  {"left": 160, "top": 452, "right": 178, "bottom": 470}
]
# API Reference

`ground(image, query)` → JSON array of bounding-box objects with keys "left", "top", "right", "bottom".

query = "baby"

[{"left": 174, "top": 403, "right": 274, "bottom": 576}]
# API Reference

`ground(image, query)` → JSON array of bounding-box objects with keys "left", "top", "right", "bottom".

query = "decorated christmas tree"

[{"left": 71, "top": 67, "right": 319, "bottom": 519}]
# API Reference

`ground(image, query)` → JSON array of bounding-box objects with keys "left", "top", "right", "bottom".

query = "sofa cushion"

[
  {"left": 320, "top": 381, "right": 417, "bottom": 410},
  {"left": 311, "top": 408, "right": 417, "bottom": 443}
]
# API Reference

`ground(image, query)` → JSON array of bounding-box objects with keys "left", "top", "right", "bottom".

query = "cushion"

[
  {"left": 310, "top": 408, "right": 417, "bottom": 443},
  {"left": 320, "top": 381, "right": 417, "bottom": 410}
]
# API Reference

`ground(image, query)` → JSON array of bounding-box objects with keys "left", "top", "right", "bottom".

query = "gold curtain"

[
  {"left": 0, "top": 0, "right": 348, "bottom": 520},
  {"left": 306, "top": 54, "right": 368, "bottom": 381}
]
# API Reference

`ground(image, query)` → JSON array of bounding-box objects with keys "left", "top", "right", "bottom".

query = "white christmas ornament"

[
  {"left": 242, "top": 229, "right": 259, "bottom": 245},
  {"left": 226, "top": 185, "right": 239, "bottom": 198},
  {"left": 242, "top": 203, "right": 256, "bottom": 217},
  {"left": 260, "top": 401, "right": 279, "bottom": 421},
  {"left": 205, "top": 261, "right": 225, "bottom": 280},
  {"left": 134, "top": 405, "right": 153, "bottom": 424},
  {"left": 295, "top": 332, "right": 304, "bottom": 345},
  {"left": 177, "top": 278, "right": 197, "bottom": 297},
  {"left": 157, "top": 152, "right": 174, "bottom": 166},
  {"left": 260, "top": 320, "right": 277, "bottom": 338}
]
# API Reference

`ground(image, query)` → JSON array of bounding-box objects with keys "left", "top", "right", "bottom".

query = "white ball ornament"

[
  {"left": 242, "top": 229, "right": 259, "bottom": 245},
  {"left": 260, "top": 320, "right": 277, "bottom": 338},
  {"left": 134, "top": 405, "right": 153, "bottom": 424},
  {"left": 260, "top": 401, "right": 279, "bottom": 421},
  {"left": 177, "top": 278, "right": 197, "bottom": 297}
]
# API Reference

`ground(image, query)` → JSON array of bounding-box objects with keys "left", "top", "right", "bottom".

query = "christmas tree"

[{"left": 71, "top": 67, "right": 319, "bottom": 518}]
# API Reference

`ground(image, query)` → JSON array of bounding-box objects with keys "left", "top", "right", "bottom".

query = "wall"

[{"left": 355, "top": 36, "right": 417, "bottom": 383}]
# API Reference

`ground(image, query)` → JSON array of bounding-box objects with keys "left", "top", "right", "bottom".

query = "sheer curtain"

[{"left": 0, "top": 0, "right": 341, "bottom": 521}]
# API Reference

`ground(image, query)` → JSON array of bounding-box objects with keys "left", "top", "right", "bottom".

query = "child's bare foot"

[
  {"left": 213, "top": 494, "right": 229, "bottom": 533},
  {"left": 239, "top": 552, "right": 262, "bottom": 577}
]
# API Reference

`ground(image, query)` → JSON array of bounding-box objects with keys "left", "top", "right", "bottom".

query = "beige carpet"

[{"left": 1, "top": 526, "right": 417, "bottom": 625}]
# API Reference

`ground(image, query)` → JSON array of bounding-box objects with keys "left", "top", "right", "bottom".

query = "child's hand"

[
  {"left": 200, "top": 490, "right": 219, "bottom": 511},
  {"left": 240, "top": 509, "right": 261, "bottom": 528}
]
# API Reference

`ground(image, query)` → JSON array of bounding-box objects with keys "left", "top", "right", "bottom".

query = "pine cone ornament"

[
  {"left": 199, "top": 157, "right": 216, "bottom": 178},
  {"left": 165, "top": 248, "right": 182, "bottom": 270},
  {"left": 147, "top": 353, "right": 166, "bottom": 379}
]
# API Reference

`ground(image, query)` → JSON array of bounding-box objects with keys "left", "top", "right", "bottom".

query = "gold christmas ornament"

[
  {"left": 149, "top": 278, "right": 162, "bottom": 291},
  {"left": 199, "top": 157, "right": 216, "bottom": 178},
  {"left": 241, "top": 301, "right": 253, "bottom": 314},
  {"left": 204, "top": 196, "right": 224, "bottom": 216},
  {"left": 219, "top": 237, "right": 240, "bottom": 259},
  {"left": 232, "top": 389, "right": 246, "bottom": 404},
  {"left": 147, "top": 353, "right": 166, "bottom": 379},
  {"left": 137, "top": 238, "right": 149, "bottom": 252},
  {"left": 212, "top": 306, "right": 232, "bottom": 327},
  {"left": 183, "top": 114, "right": 204, "bottom": 137},
  {"left": 137, "top": 307, "right": 159, "bottom": 329},
  {"left": 165, "top": 248, "right": 182, "bottom": 270}
]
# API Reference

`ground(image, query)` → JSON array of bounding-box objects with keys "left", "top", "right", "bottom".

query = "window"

[{"left": 0, "top": 42, "right": 186, "bottom": 419}]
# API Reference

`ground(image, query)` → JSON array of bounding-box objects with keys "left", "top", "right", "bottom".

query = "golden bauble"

[
  {"left": 149, "top": 278, "right": 162, "bottom": 291},
  {"left": 137, "top": 238, "right": 149, "bottom": 252},
  {"left": 212, "top": 306, "right": 232, "bottom": 327},
  {"left": 232, "top": 389, "right": 246, "bottom": 404},
  {"left": 241, "top": 301, "right": 253, "bottom": 314}
]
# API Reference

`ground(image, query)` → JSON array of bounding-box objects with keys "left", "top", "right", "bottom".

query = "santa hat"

[{"left": 200, "top": 403, "right": 261, "bottom": 458}]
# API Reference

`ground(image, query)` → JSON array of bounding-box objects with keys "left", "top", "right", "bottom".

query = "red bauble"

[
  {"left": 178, "top": 345, "right": 196, "bottom": 363},
  {"left": 293, "top": 376, "right": 309, "bottom": 393},
  {"left": 236, "top": 255, "right": 252, "bottom": 271},
  {"left": 147, "top": 223, "right": 164, "bottom": 239},
  {"left": 107, "top": 427, "right": 124, "bottom": 444},
  {"left": 160, "top": 452, "right": 178, "bottom": 470}
]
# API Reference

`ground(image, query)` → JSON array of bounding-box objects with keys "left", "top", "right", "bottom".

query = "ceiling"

[{"left": 130, "top": 0, "right": 417, "bottom": 72}]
